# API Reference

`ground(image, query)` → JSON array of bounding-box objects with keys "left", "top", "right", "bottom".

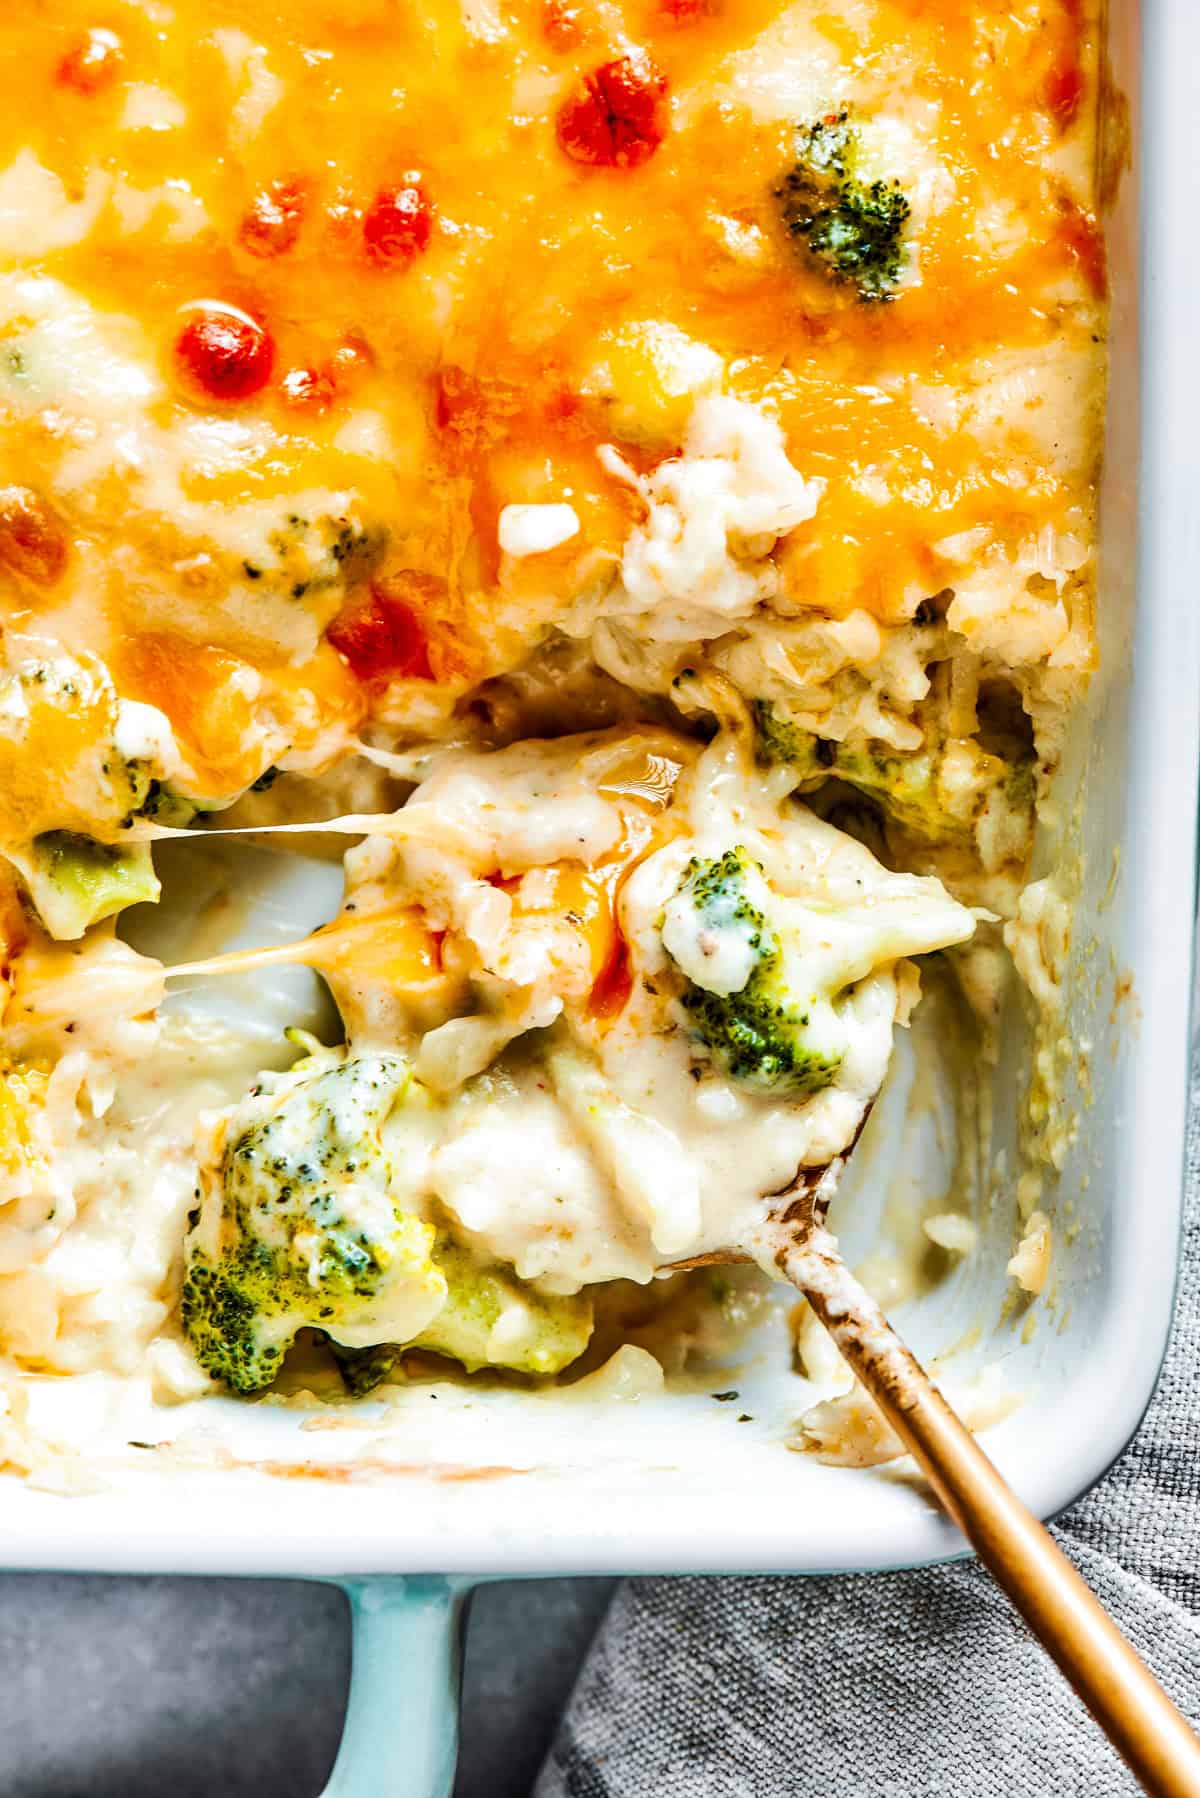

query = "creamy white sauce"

[
  {"left": 0, "top": 982, "right": 272, "bottom": 1380},
  {"left": 113, "top": 699, "right": 181, "bottom": 776},
  {"left": 119, "top": 84, "right": 187, "bottom": 134},
  {"left": 590, "top": 393, "right": 821, "bottom": 641},
  {"left": 314, "top": 728, "right": 976, "bottom": 1291}
]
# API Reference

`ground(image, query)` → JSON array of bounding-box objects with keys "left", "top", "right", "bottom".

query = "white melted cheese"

[
  {"left": 0, "top": 273, "right": 379, "bottom": 660},
  {"left": 593, "top": 394, "right": 821, "bottom": 641},
  {"left": 0, "top": 150, "right": 110, "bottom": 258},
  {"left": 119, "top": 84, "right": 188, "bottom": 134},
  {"left": 210, "top": 29, "right": 284, "bottom": 145},
  {"left": 0, "top": 150, "right": 209, "bottom": 260},
  {"left": 498, "top": 502, "right": 580, "bottom": 558},
  {"left": 113, "top": 699, "right": 181, "bottom": 776},
  {"left": 329, "top": 727, "right": 975, "bottom": 1286}
]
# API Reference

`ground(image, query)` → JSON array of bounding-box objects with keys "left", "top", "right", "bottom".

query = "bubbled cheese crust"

[
  {"left": 0, "top": 1, "right": 1106, "bottom": 1389},
  {"left": 0, "top": 0, "right": 1101, "bottom": 837}
]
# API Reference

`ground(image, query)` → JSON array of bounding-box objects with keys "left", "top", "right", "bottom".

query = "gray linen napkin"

[{"left": 537, "top": 1054, "right": 1200, "bottom": 1797}]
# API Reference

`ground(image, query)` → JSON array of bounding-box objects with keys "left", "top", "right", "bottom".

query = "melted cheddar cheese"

[
  {"left": 0, "top": 0, "right": 1101, "bottom": 819},
  {"left": 0, "top": 3, "right": 1108, "bottom": 1402}
]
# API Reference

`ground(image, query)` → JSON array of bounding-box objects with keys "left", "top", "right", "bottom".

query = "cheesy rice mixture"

[{"left": 0, "top": 0, "right": 1104, "bottom": 1404}]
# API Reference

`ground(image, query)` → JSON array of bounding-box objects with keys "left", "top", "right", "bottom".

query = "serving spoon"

[
  {"left": 153, "top": 812, "right": 1199, "bottom": 1789},
  {"left": 710, "top": 1158, "right": 1200, "bottom": 1798}
]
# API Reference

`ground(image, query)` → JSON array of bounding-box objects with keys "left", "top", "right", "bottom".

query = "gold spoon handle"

[{"left": 779, "top": 1229, "right": 1200, "bottom": 1797}]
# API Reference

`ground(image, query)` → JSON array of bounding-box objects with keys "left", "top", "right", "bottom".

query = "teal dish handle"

[{"left": 321, "top": 1576, "right": 473, "bottom": 1798}]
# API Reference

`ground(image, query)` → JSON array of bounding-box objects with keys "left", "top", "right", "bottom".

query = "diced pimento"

[
  {"left": 56, "top": 27, "right": 122, "bottom": 94},
  {"left": 239, "top": 180, "right": 306, "bottom": 258},
  {"left": 279, "top": 365, "right": 336, "bottom": 414},
  {"left": 174, "top": 303, "right": 275, "bottom": 403},
  {"left": 658, "top": 0, "right": 713, "bottom": 19},
  {"left": 556, "top": 52, "right": 669, "bottom": 169},
  {"left": 327, "top": 578, "right": 437, "bottom": 683},
  {"left": 0, "top": 486, "right": 68, "bottom": 587},
  {"left": 362, "top": 177, "right": 434, "bottom": 265}
]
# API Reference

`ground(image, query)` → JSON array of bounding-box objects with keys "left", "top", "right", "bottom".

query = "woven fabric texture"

[{"left": 537, "top": 1056, "right": 1200, "bottom": 1798}]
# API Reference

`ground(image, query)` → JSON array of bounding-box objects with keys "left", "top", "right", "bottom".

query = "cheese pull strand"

[
  {"left": 166, "top": 938, "right": 322, "bottom": 981},
  {"left": 128, "top": 807, "right": 488, "bottom": 861},
  {"left": 166, "top": 905, "right": 446, "bottom": 990}
]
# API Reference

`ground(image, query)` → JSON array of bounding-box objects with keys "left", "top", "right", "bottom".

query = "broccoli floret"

[
  {"left": 259, "top": 511, "right": 387, "bottom": 602},
  {"left": 136, "top": 773, "right": 281, "bottom": 829},
  {"left": 832, "top": 742, "right": 958, "bottom": 841},
  {"left": 776, "top": 110, "right": 910, "bottom": 301},
  {"left": 681, "top": 981, "right": 839, "bottom": 1092},
  {"left": 1003, "top": 756, "right": 1036, "bottom": 810},
  {"left": 751, "top": 699, "right": 827, "bottom": 780},
  {"left": 661, "top": 848, "right": 841, "bottom": 1094},
  {"left": 136, "top": 781, "right": 201, "bottom": 828},
  {"left": 753, "top": 699, "right": 1035, "bottom": 853},
  {"left": 181, "top": 1237, "right": 296, "bottom": 1395},
  {"left": 16, "top": 830, "right": 160, "bottom": 939},
  {"left": 0, "top": 654, "right": 209, "bottom": 935},
  {"left": 182, "top": 1048, "right": 595, "bottom": 1397},
  {"left": 182, "top": 1052, "right": 446, "bottom": 1395},
  {"left": 415, "top": 1235, "right": 593, "bottom": 1376},
  {"left": 329, "top": 1236, "right": 594, "bottom": 1395}
]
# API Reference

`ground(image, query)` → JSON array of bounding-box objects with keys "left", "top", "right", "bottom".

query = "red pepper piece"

[
  {"left": 56, "top": 28, "right": 122, "bottom": 94},
  {"left": 327, "top": 581, "right": 436, "bottom": 683},
  {"left": 556, "top": 52, "right": 669, "bottom": 169},
  {"left": 174, "top": 303, "right": 275, "bottom": 403},
  {"left": 362, "top": 177, "right": 434, "bottom": 265}
]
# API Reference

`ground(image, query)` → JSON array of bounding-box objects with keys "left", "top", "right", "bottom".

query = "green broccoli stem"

[
  {"left": 329, "top": 1340, "right": 400, "bottom": 1397},
  {"left": 182, "top": 1050, "right": 594, "bottom": 1397},
  {"left": 752, "top": 698, "right": 1036, "bottom": 851}
]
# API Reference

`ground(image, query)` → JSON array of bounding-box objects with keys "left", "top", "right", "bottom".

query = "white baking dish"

[{"left": 1, "top": 4, "right": 1196, "bottom": 1793}]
